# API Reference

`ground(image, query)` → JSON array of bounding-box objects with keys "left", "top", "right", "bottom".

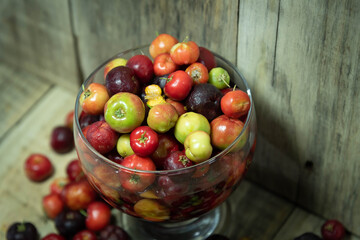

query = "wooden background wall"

[{"left": 1, "top": 0, "right": 359, "bottom": 235}]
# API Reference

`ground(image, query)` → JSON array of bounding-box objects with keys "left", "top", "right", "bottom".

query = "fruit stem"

[
  {"left": 130, "top": 174, "right": 140, "bottom": 184},
  {"left": 17, "top": 223, "right": 26, "bottom": 232},
  {"left": 182, "top": 35, "right": 189, "bottom": 43},
  {"left": 138, "top": 132, "right": 148, "bottom": 144},
  {"left": 219, "top": 73, "right": 230, "bottom": 88},
  {"left": 233, "top": 85, "right": 237, "bottom": 91},
  {"left": 80, "top": 209, "right": 87, "bottom": 217}
]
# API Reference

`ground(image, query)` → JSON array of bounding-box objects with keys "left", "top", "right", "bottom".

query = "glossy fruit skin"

[
  {"left": 185, "top": 83, "right": 223, "bottom": 122},
  {"left": 294, "top": 232, "right": 322, "bottom": 240},
  {"left": 165, "top": 98, "right": 186, "bottom": 116},
  {"left": 184, "top": 131, "right": 213, "bottom": 163},
  {"left": 51, "top": 126, "right": 74, "bottom": 153},
  {"left": 6, "top": 222, "right": 39, "bottom": 240},
  {"left": 153, "top": 53, "right": 178, "bottom": 76},
  {"left": 103, "top": 57, "right": 128, "bottom": 80},
  {"left": 163, "top": 150, "right": 193, "bottom": 170},
  {"left": 151, "top": 133, "right": 180, "bottom": 169},
  {"left": 164, "top": 70, "right": 193, "bottom": 101},
  {"left": 185, "top": 62, "right": 209, "bottom": 85},
  {"left": 126, "top": 54, "right": 154, "bottom": 84},
  {"left": 104, "top": 92, "right": 145, "bottom": 133},
  {"left": 133, "top": 198, "right": 170, "bottom": 222},
  {"left": 105, "top": 66, "right": 140, "bottom": 96},
  {"left": 147, "top": 103, "right": 179, "bottom": 133},
  {"left": 208, "top": 67, "right": 230, "bottom": 90},
  {"left": 174, "top": 112, "right": 211, "bottom": 144},
  {"left": 98, "top": 225, "right": 131, "bottom": 240},
  {"left": 130, "top": 126, "right": 159, "bottom": 157},
  {"left": 42, "top": 193, "right": 64, "bottom": 219},
  {"left": 86, "top": 120, "right": 118, "bottom": 154},
  {"left": 170, "top": 41, "right": 200, "bottom": 65},
  {"left": 149, "top": 33, "right": 179, "bottom": 59},
  {"left": 197, "top": 46, "right": 216, "bottom": 71},
  {"left": 116, "top": 134, "right": 134, "bottom": 158},
  {"left": 221, "top": 90, "right": 250, "bottom": 119},
  {"left": 41, "top": 233, "right": 66, "bottom": 240},
  {"left": 24, "top": 153, "right": 53, "bottom": 182},
  {"left": 321, "top": 219, "right": 346, "bottom": 240},
  {"left": 73, "top": 230, "right": 97, "bottom": 240},
  {"left": 50, "top": 177, "right": 70, "bottom": 195},
  {"left": 79, "top": 83, "right": 110, "bottom": 115},
  {"left": 119, "top": 154, "right": 156, "bottom": 192},
  {"left": 55, "top": 209, "right": 86, "bottom": 238},
  {"left": 62, "top": 179, "right": 97, "bottom": 210},
  {"left": 211, "top": 115, "right": 246, "bottom": 151},
  {"left": 79, "top": 111, "right": 100, "bottom": 129},
  {"left": 86, "top": 201, "right": 111, "bottom": 232},
  {"left": 66, "top": 159, "right": 85, "bottom": 182}
]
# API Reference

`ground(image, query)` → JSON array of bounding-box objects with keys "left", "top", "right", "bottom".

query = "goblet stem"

[{"left": 116, "top": 201, "right": 231, "bottom": 240}]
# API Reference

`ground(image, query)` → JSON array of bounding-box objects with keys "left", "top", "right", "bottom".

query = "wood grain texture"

[
  {"left": 274, "top": 208, "right": 360, "bottom": 240},
  {"left": 70, "top": 0, "right": 239, "bottom": 78},
  {"left": 0, "top": 63, "right": 51, "bottom": 139},
  {"left": 275, "top": 0, "right": 360, "bottom": 235},
  {"left": 237, "top": 0, "right": 360, "bottom": 234},
  {"left": 236, "top": 0, "right": 301, "bottom": 201},
  {"left": 224, "top": 181, "right": 294, "bottom": 240},
  {"left": 0, "top": 86, "right": 78, "bottom": 186},
  {"left": 0, "top": 0, "right": 80, "bottom": 90}
]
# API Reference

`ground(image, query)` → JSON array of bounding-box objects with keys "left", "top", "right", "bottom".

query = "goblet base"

[{"left": 117, "top": 201, "right": 230, "bottom": 240}]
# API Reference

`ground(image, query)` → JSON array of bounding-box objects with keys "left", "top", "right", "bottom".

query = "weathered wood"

[
  {"left": 0, "top": 86, "right": 78, "bottom": 185},
  {"left": 274, "top": 208, "right": 360, "bottom": 240},
  {"left": 0, "top": 63, "right": 51, "bottom": 139},
  {"left": 224, "top": 180, "right": 294, "bottom": 240},
  {"left": 70, "top": 0, "right": 239, "bottom": 78},
  {"left": 0, "top": 0, "right": 80, "bottom": 91},
  {"left": 275, "top": 0, "right": 360, "bottom": 235},
  {"left": 236, "top": 0, "right": 301, "bottom": 201},
  {"left": 237, "top": 0, "right": 360, "bottom": 234}
]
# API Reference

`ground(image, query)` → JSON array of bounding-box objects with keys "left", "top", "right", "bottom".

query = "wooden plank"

[
  {"left": 70, "top": 0, "right": 238, "bottom": 77},
  {"left": 274, "top": 208, "right": 360, "bottom": 240},
  {"left": 0, "top": 86, "right": 78, "bottom": 186},
  {"left": 0, "top": 189, "right": 56, "bottom": 239},
  {"left": 0, "top": 0, "right": 80, "bottom": 91},
  {"left": 236, "top": 0, "right": 301, "bottom": 200},
  {"left": 0, "top": 63, "right": 51, "bottom": 139},
  {"left": 218, "top": 180, "right": 294, "bottom": 240},
  {"left": 273, "top": 0, "right": 360, "bottom": 235}
]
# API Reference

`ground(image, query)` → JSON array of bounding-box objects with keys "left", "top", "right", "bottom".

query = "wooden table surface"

[{"left": 0, "top": 62, "right": 358, "bottom": 240}]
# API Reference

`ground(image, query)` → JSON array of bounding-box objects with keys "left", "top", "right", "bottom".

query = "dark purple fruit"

[
  {"left": 50, "top": 126, "right": 74, "bottom": 153},
  {"left": 105, "top": 66, "right": 140, "bottom": 96},
  {"left": 185, "top": 83, "right": 223, "bottom": 122},
  {"left": 294, "top": 232, "right": 322, "bottom": 240},
  {"left": 54, "top": 209, "right": 86, "bottom": 238},
  {"left": 105, "top": 149, "right": 124, "bottom": 164},
  {"left": 98, "top": 225, "right": 131, "bottom": 240},
  {"left": 158, "top": 176, "right": 189, "bottom": 196},
  {"left": 163, "top": 151, "right": 193, "bottom": 170},
  {"left": 6, "top": 222, "right": 39, "bottom": 240},
  {"left": 152, "top": 74, "right": 169, "bottom": 90},
  {"left": 79, "top": 112, "right": 100, "bottom": 129},
  {"left": 205, "top": 234, "right": 229, "bottom": 240}
]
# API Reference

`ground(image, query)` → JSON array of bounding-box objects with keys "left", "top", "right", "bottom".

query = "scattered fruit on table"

[
  {"left": 85, "top": 201, "right": 111, "bottom": 232},
  {"left": 24, "top": 153, "right": 54, "bottom": 182},
  {"left": 50, "top": 126, "right": 74, "bottom": 153},
  {"left": 6, "top": 222, "right": 39, "bottom": 240},
  {"left": 98, "top": 225, "right": 131, "bottom": 240},
  {"left": 42, "top": 193, "right": 64, "bottom": 219},
  {"left": 321, "top": 219, "right": 346, "bottom": 240},
  {"left": 42, "top": 233, "right": 66, "bottom": 240}
]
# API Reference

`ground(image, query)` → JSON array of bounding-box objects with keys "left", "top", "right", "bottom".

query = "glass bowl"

[{"left": 74, "top": 45, "right": 257, "bottom": 240}]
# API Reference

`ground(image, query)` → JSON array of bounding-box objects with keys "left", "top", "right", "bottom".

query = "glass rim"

[{"left": 74, "top": 44, "right": 254, "bottom": 174}]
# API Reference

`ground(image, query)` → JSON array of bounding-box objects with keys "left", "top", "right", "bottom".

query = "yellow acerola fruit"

[{"left": 145, "top": 84, "right": 166, "bottom": 108}]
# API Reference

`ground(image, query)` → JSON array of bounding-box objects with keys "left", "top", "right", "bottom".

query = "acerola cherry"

[
  {"left": 321, "top": 219, "right": 346, "bottom": 240},
  {"left": 51, "top": 126, "right": 74, "bottom": 153},
  {"left": 24, "top": 153, "right": 54, "bottom": 182}
]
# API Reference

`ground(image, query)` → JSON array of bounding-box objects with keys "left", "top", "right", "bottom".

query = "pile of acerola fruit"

[{"left": 6, "top": 33, "right": 347, "bottom": 240}]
